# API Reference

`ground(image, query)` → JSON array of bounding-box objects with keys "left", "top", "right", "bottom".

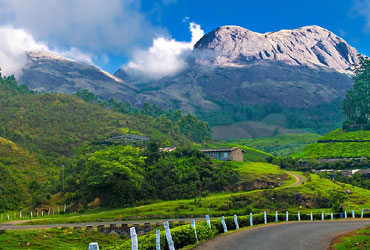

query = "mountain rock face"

[
  {"left": 193, "top": 25, "right": 358, "bottom": 73},
  {"left": 19, "top": 51, "right": 139, "bottom": 104},
  {"left": 115, "top": 25, "right": 357, "bottom": 112}
]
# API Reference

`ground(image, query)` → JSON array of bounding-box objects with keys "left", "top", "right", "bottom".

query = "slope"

[
  {"left": 115, "top": 25, "right": 356, "bottom": 136},
  {"left": 0, "top": 75, "right": 195, "bottom": 161},
  {"left": 0, "top": 137, "right": 55, "bottom": 211},
  {"left": 295, "top": 129, "right": 370, "bottom": 159}
]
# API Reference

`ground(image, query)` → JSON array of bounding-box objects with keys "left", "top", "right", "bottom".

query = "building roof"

[{"left": 200, "top": 147, "right": 240, "bottom": 153}]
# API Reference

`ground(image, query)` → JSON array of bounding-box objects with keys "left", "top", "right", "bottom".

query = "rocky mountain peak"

[{"left": 194, "top": 25, "right": 359, "bottom": 73}]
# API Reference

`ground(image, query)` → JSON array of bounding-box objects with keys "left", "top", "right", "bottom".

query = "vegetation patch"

[
  {"left": 0, "top": 228, "right": 122, "bottom": 250},
  {"left": 231, "top": 133, "right": 321, "bottom": 156},
  {"left": 294, "top": 141, "right": 370, "bottom": 159},
  {"left": 331, "top": 226, "right": 370, "bottom": 250},
  {"left": 319, "top": 129, "right": 370, "bottom": 142}
]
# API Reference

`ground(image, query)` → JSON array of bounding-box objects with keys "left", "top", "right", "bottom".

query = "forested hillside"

[
  {"left": 0, "top": 137, "right": 56, "bottom": 211},
  {"left": 0, "top": 74, "right": 212, "bottom": 210}
]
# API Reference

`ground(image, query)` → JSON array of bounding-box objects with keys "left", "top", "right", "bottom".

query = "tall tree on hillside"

[{"left": 342, "top": 55, "right": 370, "bottom": 130}]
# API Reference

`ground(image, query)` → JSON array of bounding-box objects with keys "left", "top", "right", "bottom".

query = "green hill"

[
  {"left": 0, "top": 137, "right": 55, "bottom": 211},
  {"left": 0, "top": 75, "right": 211, "bottom": 210},
  {"left": 294, "top": 129, "right": 370, "bottom": 159},
  {"left": 0, "top": 75, "right": 213, "bottom": 161}
]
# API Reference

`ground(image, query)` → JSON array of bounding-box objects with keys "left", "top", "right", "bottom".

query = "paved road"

[
  {"left": 193, "top": 220, "right": 370, "bottom": 250},
  {"left": 0, "top": 218, "right": 203, "bottom": 231}
]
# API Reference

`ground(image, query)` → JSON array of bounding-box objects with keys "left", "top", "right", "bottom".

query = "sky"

[{"left": 0, "top": 0, "right": 369, "bottom": 77}]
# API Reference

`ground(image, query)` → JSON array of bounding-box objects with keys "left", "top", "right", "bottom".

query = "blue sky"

[
  {"left": 0, "top": 0, "right": 369, "bottom": 76},
  {"left": 115, "top": 0, "right": 370, "bottom": 72}
]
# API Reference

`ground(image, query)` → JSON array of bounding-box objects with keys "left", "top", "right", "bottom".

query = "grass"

[
  {"left": 319, "top": 129, "right": 370, "bottom": 142},
  {"left": 294, "top": 129, "right": 370, "bottom": 159},
  {"left": 233, "top": 161, "right": 284, "bottom": 176},
  {"left": 4, "top": 168, "right": 369, "bottom": 226},
  {"left": 231, "top": 133, "right": 322, "bottom": 156},
  {"left": 0, "top": 228, "right": 123, "bottom": 250},
  {"left": 294, "top": 142, "right": 370, "bottom": 159},
  {"left": 332, "top": 226, "right": 370, "bottom": 250},
  {"left": 0, "top": 137, "right": 57, "bottom": 210}
]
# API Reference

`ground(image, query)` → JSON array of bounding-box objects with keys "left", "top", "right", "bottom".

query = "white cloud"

[
  {"left": 123, "top": 22, "right": 204, "bottom": 79},
  {"left": 354, "top": 0, "right": 370, "bottom": 32},
  {"left": 54, "top": 47, "right": 94, "bottom": 65},
  {"left": 0, "top": 26, "right": 93, "bottom": 76},
  {"left": 0, "top": 27, "right": 47, "bottom": 76},
  {"left": 0, "top": 0, "right": 166, "bottom": 56}
]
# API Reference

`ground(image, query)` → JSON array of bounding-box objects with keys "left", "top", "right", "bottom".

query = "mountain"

[
  {"left": 16, "top": 25, "right": 360, "bottom": 137},
  {"left": 193, "top": 25, "right": 358, "bottom": 73},
  {"left": 115, "top": 26, "right": 357, "bottom": 110},
  {"left": 18, "top": 51, "right": 140, "bottom": 105},
  {"left": 114, "top": 25, "right": 358, "bottom": 136}
]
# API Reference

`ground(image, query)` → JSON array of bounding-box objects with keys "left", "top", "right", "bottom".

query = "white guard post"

[
  {"left": 206, "top": 215, "right": 211, "bottom": 228},
  {"left": 191, "top": 219, "right": 198, "bottom": 242},
  {"left": 156, "top": 229, "right": 161, "bottom": 250},
  {"left": 130, "top": 227, "right": 138, "bottom": 250},
  {"left": 275, "top": 211, "right": 278, "bottom": 222},
  {"left": 345, "top": 211, "right": 347, "bottom": 219},
  {"left": 264, "top": 211, "right": 267, "bottom": 224},
  {"left": 164, "top": 221, "right": 175, "bottom": 250},
  {"left": 286, "top": 211, "right": 289, "bottom": 222},
  {"left": 330, "top": 212, "right": 334, "bottom": 220},
  {"left": 352, "top": 210, "right": 355, "bottom": 218},
  {"left": 297, "top": 211, "right": 300, "bottom": 222},
  {"left": 249, "top": 213, "right": 253, "bottom": 226},
  {"left": 310, "top": 211, "right": 313, "bottom": 221},
  {"left": 234, "top": 215, "right": 239, "bottom": 230},
  {"left": 88, "top": 242, "right": 99, "bottom": 250},
  {"left": 361, "top": 209, "right": 364, "bottom": 219},
  {"left": 321, "top": 211, "right": 324, "bottom": 221},
  {"left": 221, "top": 216, "right": 227, "bottom": 233}
]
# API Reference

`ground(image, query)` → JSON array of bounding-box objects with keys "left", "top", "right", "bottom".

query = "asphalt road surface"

[{"left": 193, "top": 220, "right": 370, "bottom": 250}]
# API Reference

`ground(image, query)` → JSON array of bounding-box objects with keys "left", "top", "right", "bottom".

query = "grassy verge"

[
  {"left": 231, "top": 133, "right": 321, "bottom": 156},
  {"left": 0, "top": 228, "right": 123, "bottom": 250},
  {"left": 319, "top": 129, "right": 370, "bottom": 141},
  {"left": 331, "top": 226, "right": 370, "bottom": 250},
  {"left": 294, "top": 142, "right": 370, "bottom": 158}
]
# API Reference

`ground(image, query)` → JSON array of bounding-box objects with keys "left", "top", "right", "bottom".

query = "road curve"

[{"left": 193, "top": 220, "right": 370, "bottom": 250}]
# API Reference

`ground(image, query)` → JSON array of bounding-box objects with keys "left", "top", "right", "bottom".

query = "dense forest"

[
  {"left": 65, "top": 144, "right": 240, "bottom": 208},
  {"left": 197, "top": 97, "right": 344, "bottom": 135},
  {"left": 342, "top": 55, "right": 370, "bottom": 131}
]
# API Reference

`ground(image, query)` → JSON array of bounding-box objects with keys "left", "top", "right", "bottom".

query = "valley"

[{"left": 0, "top": 15, "right": 370, "bottom": 250}]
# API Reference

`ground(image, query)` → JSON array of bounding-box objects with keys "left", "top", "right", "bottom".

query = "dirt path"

[{"left": 287, "top": 172, "right": 305, "bottom": 187}]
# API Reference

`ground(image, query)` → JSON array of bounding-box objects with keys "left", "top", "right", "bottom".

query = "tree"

[
  {"left": 83, "top": 145, "right": 146, "bottom": 206},
  {"left": 342, "top": 55, "right": 370, "bottom": 129}
]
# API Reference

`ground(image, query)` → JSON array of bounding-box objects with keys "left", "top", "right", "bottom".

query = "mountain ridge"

[{"left": 192, "top": 25, "right": 358, "bottom": 73}]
